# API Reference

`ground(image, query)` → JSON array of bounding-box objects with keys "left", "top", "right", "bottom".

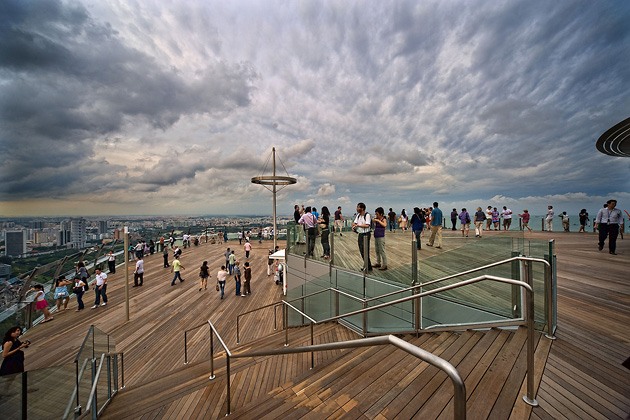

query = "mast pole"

[{"left": 272, "top": 147, "right": 277, "bottom": 250}]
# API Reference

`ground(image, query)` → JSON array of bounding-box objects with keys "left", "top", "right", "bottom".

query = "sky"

[{"left": 1, "top": 0, "right": 629, "bottom": 218}]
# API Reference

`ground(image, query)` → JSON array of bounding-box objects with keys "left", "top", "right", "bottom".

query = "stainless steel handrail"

[
  {"left": 236, "top": 288, "right": 362, "bottom": 344},
  {"left": 184, "top": 322, "right": 210, "bottom": 364},
  {"left": 365, "top": 256, "right": 549, "bottom": 302},
  {"left": 78, "top": 352, "right": 124, "bottom": 420},
  {"left": 209, "top": 321, "right": 467, "bottom": 419}
]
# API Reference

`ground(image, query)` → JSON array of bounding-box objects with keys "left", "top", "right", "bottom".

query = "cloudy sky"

[{"left": 1, "top": 0, "right": 629, "bottom": 217}]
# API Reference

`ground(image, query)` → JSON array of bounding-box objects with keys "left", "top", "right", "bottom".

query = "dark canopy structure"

[{"left": 596, "top": 117, "right": 630, "bottom": 157}]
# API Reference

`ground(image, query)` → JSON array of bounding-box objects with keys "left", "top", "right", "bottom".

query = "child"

[
  {"left": 199, "top": 261, "right": 210, "bottom": 291},
  {"left": 54, "top": 275, "right": 72, "bottom": 311},
  {"left": 27, "top": 285, "right": 53, "bottom": 323}
]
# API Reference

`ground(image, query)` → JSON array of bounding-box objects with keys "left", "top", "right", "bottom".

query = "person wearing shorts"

[{"left": 334, "top": 206, "right": 343, "bottom": 235}]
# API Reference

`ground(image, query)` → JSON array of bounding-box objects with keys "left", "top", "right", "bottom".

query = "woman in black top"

[
  {"left": 1, "top": 327, "right": 28, "bottom": 381},
  {"left": 319, "top": 206, "right": 331, "bottom": 259}
]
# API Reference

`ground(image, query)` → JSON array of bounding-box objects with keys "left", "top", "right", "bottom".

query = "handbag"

[{"left": 216, "top": 284, "right": 220, "bottom": 292}]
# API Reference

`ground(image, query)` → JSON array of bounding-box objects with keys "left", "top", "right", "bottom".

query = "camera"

[{"left": 24, "top": 340, "right": 31, "bottom": 348}]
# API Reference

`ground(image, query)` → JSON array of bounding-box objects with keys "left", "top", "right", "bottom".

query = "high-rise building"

[
  {"left": 98, "top": 221, "right": 108, "bottom": 235},
  {"left": 29, "top": 220, "right": 45, "bottom": 229},
  {"left": 4, "top": 230, "right": 27, "bottom": 256},
  {"left": 114, "top": 229, "right": 120, "bottom": 240},
  {"left": 70, "top": 218, "right": 87, "bottom": 249}
]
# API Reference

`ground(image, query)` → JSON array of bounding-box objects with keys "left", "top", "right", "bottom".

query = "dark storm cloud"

[{"left": 0, "top": 0, "right": 257, "bottom": 198}]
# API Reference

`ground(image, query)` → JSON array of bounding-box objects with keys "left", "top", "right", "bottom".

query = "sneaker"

[
  {"left": 426, "top": 243, "right": 433, "bottom": 247},
  {"left": 101, "top": 303, "right": 107, "bottom": 306},
  {"left": 91, "top": 305, "right": 98, "bottom": 309},
  {"left": 241, "top": 294, "right": 246, "bottom": 297}
]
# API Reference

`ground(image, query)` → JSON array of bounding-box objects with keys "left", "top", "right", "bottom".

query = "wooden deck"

[{"left": 7, "top": 230, "right": 630, "bottom": 419}]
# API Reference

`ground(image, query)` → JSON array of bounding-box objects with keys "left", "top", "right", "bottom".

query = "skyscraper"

[
  {"left": 4, "top": 230, "right": 27, "bottom": 256},
  {"left": 70, "top": 218, "right": 87, "bottom": 249},
  {"left": 98, "top": 221, "right": 108, "bottom": 235}
]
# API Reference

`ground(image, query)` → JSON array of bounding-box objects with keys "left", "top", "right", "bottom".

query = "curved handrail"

[{"left": 365, "top": 256, "right": 550, "bottom": 303}]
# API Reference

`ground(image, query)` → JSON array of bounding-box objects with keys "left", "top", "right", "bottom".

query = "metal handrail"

[
  {"left": 365, "top": 256, "right": 549, "bottom": 302},
  {"left": 78, "top": 352, "right": 125, "bottom": 420},
  {"left": 184, "top": 322, "right": 210, "bottom": 364},
  {"left": 236, "top": 288, "right": 363, "bottom": 345},
  {"left": 210, "top": 323, "right": 467, "bottom": 419},
  {"left": 63, "top": 357, "right": 90, "bottom": 420}
]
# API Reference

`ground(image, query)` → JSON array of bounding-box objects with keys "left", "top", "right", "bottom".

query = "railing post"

[
  {"left": 363, "top": 234, "right": 369, "bottom": 275},
  {"left": 75, "top": 360, "right": 81, "bottom": 413},
  {"left": 113, "top": 355, "right": 119, "bottom": 391},
  {"left": 120, "top": 353, "right": 125, "bottom": 389},
  {"left": 236, "top": 316, "right": 240, "bottom": 345},
  {"left": 335, "top": 290, "right": 339, "bottom": 317},
  {"left": 273, "top": 305, "right": 277, "bottom": 331},
  {"left": 411, "top": 238, "right": 418, "bottom": 286},
  {"left": 330, "top": 229, "right": 335, "bottom": 268},
  {"left": 21, "top": 371, "right": 27, "bottom": 420},
  {"left": 209, "top": 328, "right": 215, "bottom": 380},
  {"left": 184, "top": 330, "right": 188, "bottom": 365},
  {"left": 512, "top": 252, "right": 521, "bottom": 318},
  {"left": 301, "top": 296, "right": 305, "bottom": 326},
  {"left": 544, "top": 255, "right": 556, "bottom": 340},
  {"left": 226, "top": 353, "right": 231, "bottom": 415},
  {"left": 310, "top": 322, "right": 314, "bottom": 370},
  {"left": 362, "top": 300, "right": 367, "bottom": 335},
  {"left": 522, "top": 284, "right": 539, "bottom": 407},
  {"left": 91, "top": 358, "right": 97, "bottom": 420},
  {"left": 284, "top": 304, "right": 289, "bottom": 346},
  {"left": 107, "top": 355, "right": 112, "bottom": 399}
]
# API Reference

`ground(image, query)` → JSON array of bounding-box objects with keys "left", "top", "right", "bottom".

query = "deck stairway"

[{"left": 102, "top": 322, "right": 550, "bottom": 419}]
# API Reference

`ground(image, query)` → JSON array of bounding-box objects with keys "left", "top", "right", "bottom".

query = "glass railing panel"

[
  {"left": 26, "top": 363, "right": 76, "bottom": 418},
  {"left": 335, "top": 269, "right": 364, "bottom": 331},
  {"left": 365, "top": 278, "right": 414, "bottom": 333},
  {"left": 422, "top": 279, "right": 517, "bottom": 330},
  {"left": 93, "top": 326, "right": 112, "bottom": 358},
  {"left": 286, "top": 254, "right": 306, "bottom": 326},
  {"left": 0, "top": 371, "right": 21, "bottom": 418}
]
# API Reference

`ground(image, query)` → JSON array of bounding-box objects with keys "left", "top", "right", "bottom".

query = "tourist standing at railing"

[
  {"left": 92, "top": 268, "right": 108, "bottom": 308},
  {"left": 26, "top": 285, "right": 53, "bottom": 322},
  {"left": 410, "top": 207, "right": 425, "bottom": 251},
  {"left": 163, "top": 246, "right": 170, "bottom": 268},
  {"left": 294, "top": 204, "right": 302, "bottom": 243},
  {"left": 388, "top": 208, "right": 396, "bottom": 232},
  {"left": 159, "top": 237, "right": 165, "bottom": 252},
  {"left": 458, "top": 208, "right": 471, "bottom": 238},
  {"left": 373, "top": 207, "right": 388, "bottom": 270},
  {"left": 243, "top": 262, "right": 252, "bottom": 295},
  {"left": 107, "top": 251, "right": 116, "bottom": 274},
  {"left": 298, "top": 206, "right": 318, "bottom": 257},
  {"left": 334, "top": 206, "right": 344, "bottom": 236},
  {"left": 217, "top": 266, "right": 228, "bottom": 299},
  {"left": 561, "top": 212, "right": 570, "bottom": 232},
  {"left": 426, "top": 202, "right": 443, "bottom": 249},
  {"left": 77, "top": 261, "right": 88, "bottom": 286},
  {"left": 170, "top": 256, "right": 185, "bottom": 286},
  {"left": 134, "top": 240, "right": 144, "bottom": 259},
  {"left": 398, "top": 209, "right": 408, "bottom": 232},
  {"left": 579, "top": 209, "right": 590, "bottom": 233},
  {"left": 518, "top": 209, "right": 532, "bottom": 233},
  {"left": 595, "top": 199, "right": 623, "bottom": 255},
  {"left": 54, "top": 275, "right": 72, "bottom": 312},
  {"left": 133, "top": 256, "right": 144, "bottom": 287},
  {"left": 352, "top": 202, "right": 373, "bottom": 271},
  {"left": 1, "top": 327, "right": 29, "bottom": 395},
  {"left": 149, "top": 239, "right": 155, "bottom": 255},
  {"left": 501, "top": 206, "right": 512, "bottom": 231},
  {"left": 485, "top": 206, "right": 493, "bottom": 231},
  {"left": 491, "top": 207, "right": 500, "bottom": 230},
  {"left": 319, "top": 206, "right": 331, "bottom": 259},
  {"left": 238, "top": 231, "right": 243, "bottom": 245},
  {"left": 474, "top": 207, "right": 486, "bottom": 237},
  {"left": 73, "top": 275, "right": 87, "bottom": 311},
  {"left": 173, "top": 245, "right": 182, "bottom": 259},
  {"left": 545, "top": 206, "right": 555, "bottom": 231},
  {"left": 450, "top": 209, "right": 458, "bottom": 231}
]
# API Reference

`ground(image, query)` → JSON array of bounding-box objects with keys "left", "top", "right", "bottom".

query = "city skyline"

[{"left": 1, "top": 0, "right": 630, "bottom": 217}]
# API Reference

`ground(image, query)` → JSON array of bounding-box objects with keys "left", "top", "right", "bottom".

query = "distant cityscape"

[{"left": 0, "top": 214, "right": 292, "bottom": 286}]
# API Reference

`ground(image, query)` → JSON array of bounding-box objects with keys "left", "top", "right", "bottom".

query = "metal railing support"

[
  {"left": 522, "top": 264, "right": 538, "bottom": 407},
  {"left": 209, "top": 328, "right": 215, "bottom": 380},
  {"left": 362, "top": 301, "right": 367, "bottom": 335},
  {"left": 226, "top": 352, "right": 231, "bottom": 414},
  {"left": 184, "top": 330, "right": 189, "bottom": 364},
  {"left": 284, "top": 304, "right": 288, "bottom": 346},
  {"left": 310, "top": 322, "right": 315, "bottom": 369}
]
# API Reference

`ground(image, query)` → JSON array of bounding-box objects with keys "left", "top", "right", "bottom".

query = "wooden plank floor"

[{"left": 6, "top": 230, "right": 629, "bottom": 419}]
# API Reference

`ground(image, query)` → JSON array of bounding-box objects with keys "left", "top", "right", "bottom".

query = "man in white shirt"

[
  {"left": 485, "top": 206, "right": 493, "bottom": 231},
  {"left": 92, "top": 268, "right": 108, "bottom": 308},
  {"left": 133, "top": 256, "right": 144, "bottom": 287},
  {"left": 501, "top": 206, "right": 513, "bottom": 231},
  {"left": 595, "top": 199, "right": 624, "bottom": 255},
  {"left": 545, "top": 206, "right": 555, "bottom": 231},
  {"left": 216, "top": 266, "right": 229, "bottom": 299},
  {"left": 352, "top": 202, "right": 373, "bottom": 271}
]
